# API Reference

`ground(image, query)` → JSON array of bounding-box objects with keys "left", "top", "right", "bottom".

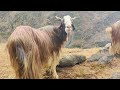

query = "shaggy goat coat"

[
  {"left": 106, "top": 20, "right": 120, "bottom": 55},
  {"left": 6, "top": 22, "right": 67, "bottom": 79}
]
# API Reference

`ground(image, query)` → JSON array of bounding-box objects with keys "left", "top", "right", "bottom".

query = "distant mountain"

[{"left": 0, "top": 11, "right": 120, "bottom": 48}]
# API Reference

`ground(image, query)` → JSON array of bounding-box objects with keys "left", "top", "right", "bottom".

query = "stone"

[
  {"left": 87, "top": 52, "right": 103, "bottom": 62},
  {"left": 58, "top": 55, "right": 86, "bottom": 68},
  {"left": 98, "top": 54, "right": 114, "bottom": 64}
]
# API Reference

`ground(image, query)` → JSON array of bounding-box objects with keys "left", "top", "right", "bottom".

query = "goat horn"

[
  {"left": 71, "top": 17, "right": 77, "bottom": 20},
  {"left": 55, "top": 16, "right": 62, "bottom": 20}
]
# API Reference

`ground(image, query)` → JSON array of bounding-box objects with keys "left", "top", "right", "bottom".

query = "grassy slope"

[{"left": 0, "top": 43, "right": 120, "bottom": 79}]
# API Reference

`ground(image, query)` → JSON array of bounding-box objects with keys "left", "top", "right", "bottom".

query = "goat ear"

[
  {"left": 72, "top": 24, "right": 75, "bottom": 31},
  {"left": 59, "top": 22, "right": 64, "bottom": 30}
]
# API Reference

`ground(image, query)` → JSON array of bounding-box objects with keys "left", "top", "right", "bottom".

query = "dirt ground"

[{"left": 1, "top": 43, "right": 120, "bottom": 79}]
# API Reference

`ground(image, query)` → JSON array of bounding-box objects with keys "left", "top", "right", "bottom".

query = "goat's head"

[{"left": 55, "top": 15, "right": 77, "bottom": 41}]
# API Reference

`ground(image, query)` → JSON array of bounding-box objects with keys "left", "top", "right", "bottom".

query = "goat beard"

[{"left": 66, "top": 31, "right": 72, "bottom": 41}]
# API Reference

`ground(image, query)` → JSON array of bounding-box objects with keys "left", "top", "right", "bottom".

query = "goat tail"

[
  {"left": 6, "top": 39, "right": 28, "bottom": 79},
  {"left": 6, "top": 39, "right": 44, "bottom": 79}
]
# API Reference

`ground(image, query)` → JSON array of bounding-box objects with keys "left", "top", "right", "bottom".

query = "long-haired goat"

[
  {"left": 106, "top": 20, "right": 120, "bottom": 55},
  {"left": 6, "top": 15, "right": 77, "bottom": 79}
]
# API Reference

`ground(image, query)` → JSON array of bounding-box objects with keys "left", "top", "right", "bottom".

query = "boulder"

[
  {"left": 87, "top": 51, "right": 114, "bottom": 64},
  {"left": 87, "top": 43, "right": 114, "bottom": 64},
  {"left": 98, "top": 54, "right": 114, "bottom": 64},
  {"left": 58, "top": 55, "right": 86, "bottom": 68},
  {"left": 87, "top": 52, "right": 103, "bottom": 62},
  {"left": 99, "top": 43, "right": 111, "bottom": 53}
]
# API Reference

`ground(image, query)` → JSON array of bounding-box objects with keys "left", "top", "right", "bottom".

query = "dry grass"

[
  {"left": 61, "top": 48, "right": 100, "bottom": 58},
  {"left": 1, "top": 42, "right": 120, "bottom": 79},
  {"left": 0, "top": 43, "right": 15, "bottom": 79}
]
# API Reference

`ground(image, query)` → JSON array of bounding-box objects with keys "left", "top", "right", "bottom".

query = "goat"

[{"left": 6, "top": 15, "right": 77, "bottom": 79}]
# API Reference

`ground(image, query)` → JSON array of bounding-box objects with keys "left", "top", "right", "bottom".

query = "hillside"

[{"left": 0, "top": 11, "right": 120, "bottom": 48}]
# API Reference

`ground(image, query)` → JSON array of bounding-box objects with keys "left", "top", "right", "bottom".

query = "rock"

[
  {"left": 99, "top": 43, "right": 111, "bottom": 52},
  {"left": 87, "top": 52, "right": 103, "bottom": 62},
  {"left": 109, "top": 72, "right": 120, "bottom": 79},
  {"left": 99, "top": 47, "right": 109, "bottom": 53},
  {"left": 98, "top": 54, "right": 114, "bottom": 64},
  {"left": 104, "top": 43, "right": 111, "bottom": 49},
  {"left": 78, "top": 55, "right": 86, "bottom": 63},
  {"left": 58, "top": 55, "right": 86, "bottom": 68},
  {"left": 87, "top": 48, "right": 114, "bottom": 64}
]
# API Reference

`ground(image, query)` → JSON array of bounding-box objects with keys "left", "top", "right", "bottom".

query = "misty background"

[{"left": 0, "top": 11, "right": 119, "bottom": 48}]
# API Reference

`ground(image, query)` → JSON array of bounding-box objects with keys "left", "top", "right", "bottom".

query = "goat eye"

[{"left": 67, "top": 25, "right": 71, "bottom": 28}]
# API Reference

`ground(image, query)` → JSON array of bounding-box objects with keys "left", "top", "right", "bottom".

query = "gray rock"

[
  {"left": 58, "top": 55, "right": 86, "bottom": 68},
  {"left": 99, "top": 43, "right": 111, "bottom": 53},
  {"left": 98, "top": 54, "right": 114, "bottom": 64},
  {"left": 109, "top": 72, "right": 120, "bottom": 79},
  {"left": 87, "top": 52, "right": 103, "bottom": 62},
  {"left": 104, "top": 43, "right": 111, "bottom": 49},
  {"left": 87, "top": 49, "right": 114, "bottom": 64},
  {"left": 99, "top": 47, "right": 108, "bottom": 52}
]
